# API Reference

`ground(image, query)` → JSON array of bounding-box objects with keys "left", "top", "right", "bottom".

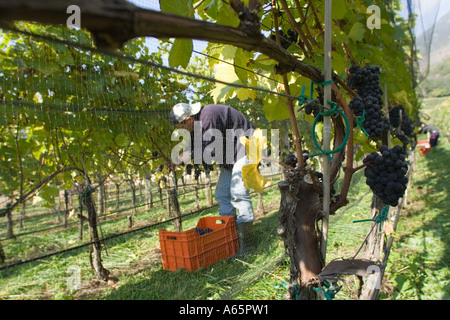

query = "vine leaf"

[
  {"left": 263, "top": 95, "right": 290, "bottom": 122},
  {"left": 240, "top": 129, "right": 270, "bottom": 193},
  {"left": 331, "top": 0, "right": 348, "bottom": 20},
  {"left": 348, "top": 22, "right": 366, "bottom": 42},
  {"left": 168, "top": 39, "right": 193, "bottom": 68}
]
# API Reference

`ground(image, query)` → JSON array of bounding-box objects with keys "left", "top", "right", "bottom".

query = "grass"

[
  {"left": 0, "top": 99, "right": 449, "bottom": 300},
  {"left": 379, "top": 97, "right": 450, "bottom": 300}
]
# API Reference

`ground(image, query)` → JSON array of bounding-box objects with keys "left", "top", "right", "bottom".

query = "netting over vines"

[{"left": 0, "top": 0, "right": 423, "bottom": 301}]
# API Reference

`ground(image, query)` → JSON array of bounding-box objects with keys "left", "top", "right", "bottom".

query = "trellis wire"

[
  {"left": 1, "top": 25, "right": 302, "bottom": 102},
  {"left": 0, "top": 183, "right": 279, "bottom": 271}
]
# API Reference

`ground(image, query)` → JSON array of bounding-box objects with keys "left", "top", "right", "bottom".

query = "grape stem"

[{"left": 262, "top": 156, "right": 296, "bottom": 171}]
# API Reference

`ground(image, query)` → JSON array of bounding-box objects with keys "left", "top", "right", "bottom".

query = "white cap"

[{"left": 169, "top": 102, "right": 202, "bottom": 123}]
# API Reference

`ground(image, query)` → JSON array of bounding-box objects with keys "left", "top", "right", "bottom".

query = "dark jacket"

[
  {"left": 191, "top": 104, "right": 254, "bottom": 169},
  {"left": 419, "top": 124, "right": 439, "bottom": 134}
]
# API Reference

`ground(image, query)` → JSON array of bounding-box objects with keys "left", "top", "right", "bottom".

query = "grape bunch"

[
  {"left": 363, "top": 145, "right": 408, "bottom": 206},
  {"left": 347, "top": 66, "right": 389, "bottom": 139},
  {"left": 303, "top": 99, "right": 322, "bottom": 118},
  {"left": 349, "top": 95, "right": 390, "bottom": 138},
  {"left": 283, "top": 151, "right": 310, "bottom": 169},
  {"left": 186, "top": 163, "right": 214, "bottom": 180},
  {"left": 389, "top": 105, "right": 416, "bottom": 148},
  {"left": 348, "top": 66, "right": 384, "bottom": 101},
  {"left": 270, "top": 29, "right": 298, "bottom": 49}
]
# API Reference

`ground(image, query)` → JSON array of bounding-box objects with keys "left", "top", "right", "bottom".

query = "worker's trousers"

[{"left": 215, "top": 156, "right": 254, "bottom": 223}]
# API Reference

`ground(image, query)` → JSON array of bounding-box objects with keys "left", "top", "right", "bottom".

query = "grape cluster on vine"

[
  {"left": 270, "top": 29, "right": 298, "bottom": 49},
  {"left": 186, "top": 163, "right": 214, "bottom": 180},
  {"left": 389, "top": 105, "right": 416, "bottom": 148},
  {"left": 347, "top": 66, "right": 389, "bottom": 139},
  {"left": 303, "top": 99, "right": 322, "bottom": 118},
  {"left": 363, "top": 145, "right": 408, "bottom": 206},
  {"left": 283, "top": 151, "right": 309, "bottom": 169}
]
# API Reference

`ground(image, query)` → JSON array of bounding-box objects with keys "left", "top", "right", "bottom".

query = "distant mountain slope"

[
  {"left": 419, "top": 57, "right": 450, "bottom": 97},
  {"left": 416, "top": 11, "right": 450, "bottom": 68},
  {"left": 416, "top": 11, "right": 450, "bottom": 96}
]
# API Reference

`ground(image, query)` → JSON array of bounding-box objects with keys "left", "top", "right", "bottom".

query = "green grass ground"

[
  {"left": 0, "top": 98, "right": 448, "bottom": 300},
  {"left": 379, "top": 97, "right": 450, "bottom": 300}
]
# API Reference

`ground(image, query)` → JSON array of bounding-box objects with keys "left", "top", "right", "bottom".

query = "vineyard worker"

[
  {"left": 169, "top": 102, "right": 256, "bottom": 257},
  {"left": 419, "top": 123, "right": 440, "bottom": 147}
]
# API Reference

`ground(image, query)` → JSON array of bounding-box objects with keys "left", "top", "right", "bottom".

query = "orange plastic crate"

[
  {"left": 159, "top": 216, "right": 239, "bottom": 271},
  {"left": 417, "top": 140, "right": 431, "bottom": 155}
]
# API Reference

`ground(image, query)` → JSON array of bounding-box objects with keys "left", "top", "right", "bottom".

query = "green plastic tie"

[
  {"left": 353, "top": 206, "right": 390, "bottom": 231},
  {"left": 276, "top": 282, "right": 299, "bottom": 300},
  {"left": 309, "top": 80, "right": 332, "bottom": 101},
  {"left": 319, "top": 101, "right": 337, "bottom": 116},
  {"left": 297, "top": 85, "right": 308, "bottom": 106},
  {"left": 312, "top": 80, "right": 333, "bottom": 86},
  {"left": 314, "top": 280, "right": 340, "bottom": 300},
  {"left": 309, "top": 101, "right": 350, "bottom": 162},
  {"left": 356, "top": 110, "right": 369, "bottom": 136},
  {"left": 80, "top": 186, "right": 93, "bottom": 200}
]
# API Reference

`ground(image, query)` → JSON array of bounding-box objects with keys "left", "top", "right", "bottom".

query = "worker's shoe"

[{"left": 234, "top": 221, "right": 254, "bottom": 258}]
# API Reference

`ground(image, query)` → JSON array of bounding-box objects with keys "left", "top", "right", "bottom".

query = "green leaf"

[
  {"left": 168, "top": 39, "right": 193, "bottom": 68},
  {"left": 331, "top": 51, "right": 347, "bottom": 74},
  {"left": 115, "top": 133, "right": 130, "bottom": 148},
  {"left": 160, "top": 0, "right": 194, "bottom": 18},
  {"left": 37, "top": 185, "right": 59, "bottom": 207},
  {"left": 348, "top": 22, "right": 366, "bottom": 42},
  {"left": 234, "top": 48, "right": 252, "bottom": 84},
  {"left": 332, "top": 0, "right": 348, "bottom": 20},
  {"left": 211, "top": 83, "right": 233, "bottom": 103},
  {"left": 263, "top": 95, "right": 289, "bottom": 122}
]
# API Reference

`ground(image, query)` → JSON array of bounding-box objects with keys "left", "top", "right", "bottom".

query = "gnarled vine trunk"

[
  {"left": 278, "top": 168, "right": 323, "bottom": 300},
  {"left": 81, "top": 189, "right": 110, "bottom": 281}
]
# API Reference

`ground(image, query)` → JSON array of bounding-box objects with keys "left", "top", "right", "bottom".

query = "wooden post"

[
  {"left": 194, "top": 182, "right": 200, "bottom": 210},
  {"left": 204, "top": 170, "right": 213, "bottom": 207},
  {"left": 64, "top": 190, "right": 69, "bottom": 228},
  {"left": 170, "top": 188, "right": 182, "bottom": 232},
  {"left": 169, "top": 165, "right": 182, "bottom": 232},
  {"left": 114, "top": 182, "right": 120, "bottom": 211},
  {"left": 78, "top": 197, "right": 84, "bottom": 240},
  {"left": 20, "top": 202, "right": 26, "bottom": 230},
  {"left": 257, "top": 192, "right": 264, "bottom": 215},
  {"left": 144, "top": 173, "right": 153, "bottom": 209},
  {"left": 0, "top": 240, "right": 4, "bottom": 264},
  {"left": 6, "top": 206, "right": 14, "bottom": 239},
  {"left": 129, "top": 177, "right": 137, "bottom": 215},
  {"left": 320, "top": 0, "right": 332, "bottom": 263}
]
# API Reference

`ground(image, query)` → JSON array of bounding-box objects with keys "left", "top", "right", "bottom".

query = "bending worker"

[
  {"left": 419, "top": 123, "right": 440, "bottom": 147},
  {"left": 169, "top": 102, "right": 255, "bottom": 257}
]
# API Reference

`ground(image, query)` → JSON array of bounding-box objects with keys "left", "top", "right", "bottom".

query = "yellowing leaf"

[
  {"left": 235, "top": 88, "right": 252, "bottom": 101},
  {"left": 240, "top": 128, "right": 267, "bottom": 164},
  {"left": 241, "top": 163, "right": 269, "bottom": 193}
]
